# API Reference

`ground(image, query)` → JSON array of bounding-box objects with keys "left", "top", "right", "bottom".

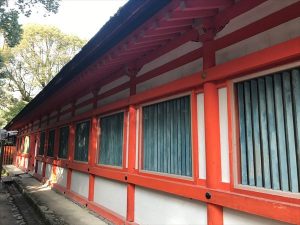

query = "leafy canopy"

[
  {"left": 0, "top": 0, "right": 60, "bottom": 47},
  {"left": 0, "top": 24, "right": 85, "bottom": 128}
]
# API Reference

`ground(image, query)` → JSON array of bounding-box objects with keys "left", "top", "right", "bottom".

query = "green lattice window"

[
  {"left": 74, "top": 121, "right": 90, "bottom": 162},
  {"left": 47, "top": 130, "right": 55, "bottom": 157},
  {"left": 142, "top": 96, "right": 192, "bottom": 176},
  {"left": 39, "top": 132, "right": 45, "bottom": 155},
  {"left": 99, "top": 112, "right": 124, "bottom": 166},
  {"left": 58, "top": 126, "right": 69, "bottom": 159}
]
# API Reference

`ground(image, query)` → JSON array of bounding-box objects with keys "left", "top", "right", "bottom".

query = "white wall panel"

[
  {"left": 135, "top": 109, "right": 140, "bottom": 170},
  {"left": 56, "top": 166, "right": 67, "bottom": 188},
  {"left": 98, "top": 75, "right": 129, "bottom": 94},
  {"left": 71, "top": 171, "right": 89, "bottom": 199},
  {"left": 60, "top": 103, "right": 72, "bottom": 112},
  {"left": 59, "top": 112, "right": 72, "bottom": 121},
  {"left": 218, "top": 88, "right": 230, "bottom": 183},
  {"left": 223, "top": 208, "right": 291, "bottom": 225},
  {"left": 135, "top": 187, "right": 207, "bottom": 225},
  {"left": 76, "top": 92, "right": 93, "bottom": 105},
  {"left": 197, "top": 93, "right": 206, "bottom": 179},
  {"left": 45, "top": 163, "right": 52, "bottom": 179},
  {"left": 216, "top": 17, "right": 300, "bottom": 65},
  {"left": 75, "top": 103, "right": 93, "bottom": 115},
  {"left": 37, "top": 161, "right": 43, "bottom": 175},
  {"left": 20, "top": 157, "right": 24, "bottom": 168},
  {"left": 97, "top": 89, "right": 130, "bottom": 107},
  {"left": 137, "top": 59, "right": 202, "bottom": 93},
  {"left": 24, "top": 158, "right": 29, "bottom": 170},
  {"left": 137, "top": 41, "right": 202, "bottom": 76},
  {"left": 94, "top": 177, "right": 127, "bottom": 217}
]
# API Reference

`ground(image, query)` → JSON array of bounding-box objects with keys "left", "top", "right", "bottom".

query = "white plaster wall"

[
  {"left": 45, "top": 163, "right": 52, "bottom": 179},
  {"left": 76, "top": 92, "right": 93, "bottom": 105},
  {"left": 218, "top": 88, "right": 230, "bottom": 183},
  {"left": 59, "top": 112, "right": 72, "bottom": 121},
  {"left": 135, "top": 187, "right": 207, "bottom": 225},
  {"left": 223, "top": 208, "right": 291, "bottom": 225},
  {"left": 24, "top": 158, "right": 29, "bottom": 170},
  {"left": 33, "top": 124, "right": 39, "bottom": 131},
  {"left": 20, "top": 157, "right": 24, "bottom": 168},
  {"left": 75, "top": 103, "right": 93, "bottom": 115},
  {"left": 97, "top": 89, "right": 130, "bottom": 107},
  {"left": 16, "top": 156, "right": 20, "bottom": 166},
  {"left": 37, "top": 161, "right": 43, "bottom": 175},
  {"left": 137, "top": 41, "right": 202, "bottom": 76},
  {"left": 60, "top": 103, "right": 72, "bottom": 112},
  {"left": 94, "top": 177, "right": 127, "bottom": 217},
  {"left": 197, "top": 93, "right": 206, "bottom": 179},
  {"left": 98, "top": 75, "right": 129, "bottom": 94},
  {"left": 49, "top": 118, "right": 57, "bottom": 125},
  {"left": 135, "top": 108, "right": 139, "bottom": 170},
  {"left": 216, "top": 0, "right": 299, "bottom": 38},
  {"left": 216, "top": 17, "right": 300, "bottom": 65},
  {"left": 71, "top": 171, "right": 89, "bottom": 199},
  {"left": 56, "top": 166, "right": 67, "bottom": 188},
  {"left": 137, "top": 59, "right": 202, "bottom": 93},
  {"left": 41, "top": 121, "right": 47, "bottom": 129},
  {"left": 50, "top": 111, "right": 58, "bottom": 117},
  {"left": 125, "top": 113, "right": 129, "bottom": 168},
  {"left": 33, "top": 120, "right": 39, "bottom": 131}
]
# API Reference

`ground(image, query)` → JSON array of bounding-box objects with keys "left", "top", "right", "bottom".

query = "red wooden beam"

[
  {"left": 156, "top": 19, "right": 193, "bottom": 30},
  {"left": 182, "top": 0, "right": 233, "bottom": 10},
  {"left": 170, "top": 10, "right": 217, "bottom": 20},
  {"left": 134, "top": 34, "right": 178, "bottom": 44},
  {"left": 143, "top": 26, "right": 190, "bottom": 37}
]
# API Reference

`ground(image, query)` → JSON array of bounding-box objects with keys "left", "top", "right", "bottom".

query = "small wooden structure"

[{"left": 4, "top": 0, "right": 300, "bottom": 224}]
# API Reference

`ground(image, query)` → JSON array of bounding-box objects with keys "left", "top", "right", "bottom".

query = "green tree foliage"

[
  {"left": 0, "top": 24, "right": 85, "bottom": 127},
  {"left": 0, "top": 0, "right": 60, "bottom": 47}
]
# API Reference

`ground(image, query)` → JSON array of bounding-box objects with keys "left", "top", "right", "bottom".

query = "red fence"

[{"left": 3, "top": 146, "right": 16, "bottom": 165}]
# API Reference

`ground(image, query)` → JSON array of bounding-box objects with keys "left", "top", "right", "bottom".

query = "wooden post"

[
  {"left": 203, "top": 36, "right": 224, "bottom": 225},
  {"left": 88, "top": 115, "right": 98, "bottom": 202},
  {"left": 127, "top": 105, "right": 137, "bottom": 222},
  {"left": 67, "top": 102, "right": 76, "bottom": 191}
]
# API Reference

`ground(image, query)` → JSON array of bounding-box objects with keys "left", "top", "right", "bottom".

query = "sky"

[{"left": 19, "top": 0, "right": 129, "bottom": 40}]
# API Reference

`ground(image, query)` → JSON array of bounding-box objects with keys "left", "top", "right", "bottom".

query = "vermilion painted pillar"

[
  {"left": 203, "top": 38, "right": 223, "bottom": 225},
  {"left": 29, "top": 133, "right": 35, "bottom": 172},
  {"left": 88, "top": 116, "right": 98, "bottom": 202},
  {"left": 52, "top": 127, "right": 60, "bottom": 183},
  {"left": 127, "top": 105, "right": 136, "bottom": 222},
  {"left": 42, "top": 129, "right": 49, "bottom": 179},
  {"left": 67, "top": 122, "right": 75, "bottom": 191}
]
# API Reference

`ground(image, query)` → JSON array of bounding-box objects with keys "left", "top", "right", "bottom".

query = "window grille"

[
  {"left": 39, "top": 132, "right": 45, "bottom": 155},
  {"left": 47, "top": 130, "right": 55, "bottom": 157},
  {"left": 99, "top": 112, "right": 124, "bottom": 166},
  {"left": 59, "top": 126, "right": 69, "bottom": 159},
  {"left": 236, "top": 68, "right": 300, "bottom": 193},
  {"left": 74, "top": 121, "right": 90, "bottom": 162},
  {"left": 142, "top": 96, "right": 192, "bottom": 176}
]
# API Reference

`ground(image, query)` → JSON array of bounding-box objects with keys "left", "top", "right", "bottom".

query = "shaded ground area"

[
  {"left": 0, "top": 182, "right": 21, "bottom": 225},
  {"left": 3, "top": 165, "right": 109, "bottom": 225}
]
